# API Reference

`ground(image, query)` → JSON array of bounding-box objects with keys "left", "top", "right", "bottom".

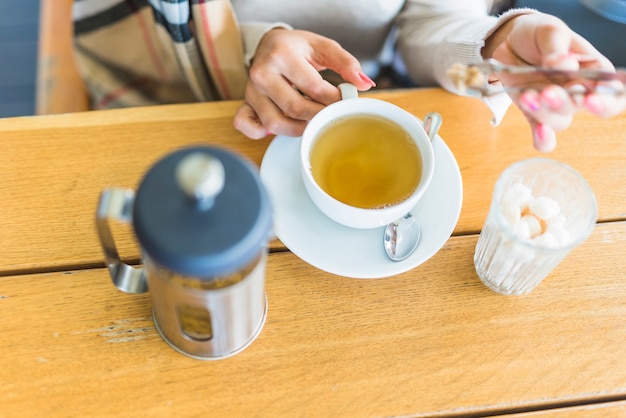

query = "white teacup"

[{"left": 300, "top": 83, "right": 435, "bottom": 229}]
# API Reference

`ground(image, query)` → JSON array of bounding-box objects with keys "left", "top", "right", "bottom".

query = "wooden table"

[{"left": 1, "top": 89, "right": 625, "bottom": 417}]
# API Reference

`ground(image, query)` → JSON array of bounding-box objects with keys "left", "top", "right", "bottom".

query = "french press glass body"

[{"left": 96, "top": 146, "right": 272, "bottom": 359}]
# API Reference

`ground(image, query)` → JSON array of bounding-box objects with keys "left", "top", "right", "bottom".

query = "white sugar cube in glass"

[{"left": 474, "top": 158, "right": 597, "bottom": 295}]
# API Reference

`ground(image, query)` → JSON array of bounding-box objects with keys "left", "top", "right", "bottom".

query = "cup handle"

[
  {"left": 423, "top": 112, "right": 443, "bottom": 142},
  {"left": 339, "top": 83, "right": 358, "bottom": 100},
  {"left": 96, "top": 188, "right": 148, "bottom": 294}
]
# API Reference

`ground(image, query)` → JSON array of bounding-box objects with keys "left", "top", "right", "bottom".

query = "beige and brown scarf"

[{"left": 73, "top": 0, "right": 247, "bottom": 109}]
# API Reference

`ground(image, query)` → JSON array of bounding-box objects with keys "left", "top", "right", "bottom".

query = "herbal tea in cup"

[
  {"left": 300, "top": 83, "right": 434, "bottom": 229},
  {"left": 310, "top": 114, "right": 422, "bottom": 209}
]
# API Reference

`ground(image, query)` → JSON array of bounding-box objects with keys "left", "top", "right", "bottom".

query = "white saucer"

[{"left": 259, "top": 132, "right": 463, "bottom": 279}]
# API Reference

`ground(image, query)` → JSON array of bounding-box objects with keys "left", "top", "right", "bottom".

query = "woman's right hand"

[
  {"left": 233, "top": 29, "right": 376, "bottom": 139},
  {"left": 485, "top": 13, "right": 626, "bottom": 152}
]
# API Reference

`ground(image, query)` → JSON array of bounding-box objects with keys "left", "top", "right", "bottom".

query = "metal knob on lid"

[
  {"left": 176, "top": 152, "right": 225, "bottom": 209},
  {"left": 132, "top": 146, "right": 272, "bottom": 279}
]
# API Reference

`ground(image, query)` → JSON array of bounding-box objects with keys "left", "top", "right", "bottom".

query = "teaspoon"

[{"left": 383, "top": 112, "right": 442, "bottom": 261}]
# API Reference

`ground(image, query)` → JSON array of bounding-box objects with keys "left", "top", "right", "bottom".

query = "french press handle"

[{"left": 96, "top": 188, "right": 147, "bottom": 294}]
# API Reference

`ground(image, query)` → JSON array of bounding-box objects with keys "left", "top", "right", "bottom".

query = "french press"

[{"left": 96, "top": 146, "right": 272, "bottom": 359}]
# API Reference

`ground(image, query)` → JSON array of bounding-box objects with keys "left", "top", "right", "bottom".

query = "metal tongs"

[{"left": 450, "top": 58, "right": 626, "bottom": 98}]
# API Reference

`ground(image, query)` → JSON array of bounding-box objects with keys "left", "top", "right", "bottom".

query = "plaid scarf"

[{"left": 73, "top": 0, "right": 246, "bottom": 109}]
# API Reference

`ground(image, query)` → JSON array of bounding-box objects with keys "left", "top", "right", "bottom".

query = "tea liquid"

[{"left": 310, "top": 115, "right": 422, "bottom": 209}]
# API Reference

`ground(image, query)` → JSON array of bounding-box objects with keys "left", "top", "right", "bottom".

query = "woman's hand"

[
  {"left": 233, "top": 29, "right": 376, "bottom": 139},
  {"left": 485, "top": 13, "right": 625, "bottom": 151}
]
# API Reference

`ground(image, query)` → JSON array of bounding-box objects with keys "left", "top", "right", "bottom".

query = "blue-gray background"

[{"left": 0, "top": 0, "right": 39, "bottom": 118}]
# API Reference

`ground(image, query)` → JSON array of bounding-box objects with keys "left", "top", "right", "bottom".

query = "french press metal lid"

[{"left": 132, "top": 145, "right": 272, "bottom": 279}]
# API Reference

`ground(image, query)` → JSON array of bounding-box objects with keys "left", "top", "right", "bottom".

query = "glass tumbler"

[{"left": 474, "top": 158, "right": 597, "bottom": 295}]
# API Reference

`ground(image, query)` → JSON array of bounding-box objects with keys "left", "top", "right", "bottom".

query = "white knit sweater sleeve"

[
  {"left": 239, "top": 22, "right": 292, "bottom": 67},
  {"left": 396, "top": 2, "right": 538, "bottom": 124}
]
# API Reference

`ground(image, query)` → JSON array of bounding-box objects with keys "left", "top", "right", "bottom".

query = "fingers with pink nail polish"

[
  {"left": 520, "top": 91, "right": 541, "bottom": 112},
  {"left": 540, "top": 88, "right": 563, "bottom": 110},
  {"left": 358, "top": 72, "right": 376, "bottom": 87},
  {"left": 532, "top": 123, "right": 557, "bottom": 153},
  {"left": 584, "top": 93, "right": 604, "bottom": 115}
]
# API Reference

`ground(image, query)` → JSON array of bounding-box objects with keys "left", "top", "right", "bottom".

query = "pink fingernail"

[
  {"left": 540, "top": 89, "right": 562, "bottom": 110},
  {"left": 520, "top": 92, "right": 540, "bottom": 111},
  {"left": 584, "top": 94, "right": 604, "bottom": 114},
  {"left": 358, "top": 72, "right": 376, "bottom": 87},
  {"left": 536, "top": 124, "right": 549, "bottom": 142},
  {"left": 533, "top": 123, "right": 557, "bottom": 152}
]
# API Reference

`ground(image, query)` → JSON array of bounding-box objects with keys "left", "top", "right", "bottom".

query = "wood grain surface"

[
  {"left": 1, "top": 222, "right": 626, "bottom": 417},
  {"left": 1, "top": 89, "right": 625, "bottom": 274},
  {"left": 36, "top": 0, "right": 89, "bottom": 114},
  {"left": 1, "top": 88, "right": 625, "bottom": 417},
  {"left": 495, "top": 400, "right": 626, "bottom": 418}
]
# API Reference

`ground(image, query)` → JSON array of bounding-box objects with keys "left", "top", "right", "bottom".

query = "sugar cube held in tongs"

[{"left": 447, "top": 59, "right": 626, "bottom": 99}]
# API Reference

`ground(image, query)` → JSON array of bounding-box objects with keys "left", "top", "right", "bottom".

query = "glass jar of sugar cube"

[{"left": 474, "top": 158, "right": 597, "bottom": 296}]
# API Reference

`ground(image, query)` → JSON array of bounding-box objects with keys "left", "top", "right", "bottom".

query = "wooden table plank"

[
  {"left": 2, "top": 222, "right": 625, "bottom": 417},
  {"left": 1, "top": 89, "right": 625, "bottom": 274},
  {"left": 0, "top": 100, "right": 263, "bottom": 275},
  {"left": 493, "top": 400, "right": 626, "bottom": 418}
]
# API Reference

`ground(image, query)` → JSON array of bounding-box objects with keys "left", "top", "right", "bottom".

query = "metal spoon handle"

[{"left": 384, "top": 112, "right": 443, "bottom": 262}]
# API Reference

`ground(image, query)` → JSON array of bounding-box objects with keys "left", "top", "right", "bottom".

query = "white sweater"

[
  {"left": 233, "top": 1, "right": 531, "bottom": 91},
  {"left": 72, "top": 0, "right": 534, "bottom": 120}
]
